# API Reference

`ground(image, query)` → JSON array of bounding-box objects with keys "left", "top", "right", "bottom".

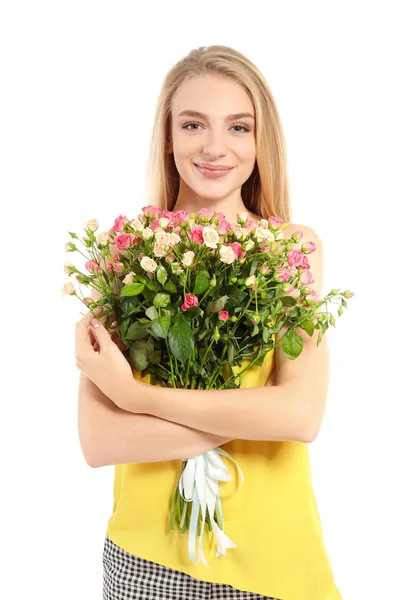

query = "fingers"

[{"left": 75, "top": 306, "right": 103, "bottom": 359}]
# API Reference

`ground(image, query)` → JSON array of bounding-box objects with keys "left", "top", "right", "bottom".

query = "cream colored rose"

[
  {"left": 123, "top": 271, "right": 136, "bottom": 284},
  {"left": 238, "top": 211, "right": 250, "bottom": 222},
  {"left": 153, "top": 242, "right": 166, "bottom": 258},
  {"left": 243, "top": 239, "right": 255, "bottom": 252},
  {"left": 154, "top": 230, "right": 171, "bottom": 247},
  {"left": 141, "top": 227, "right": 154, "bottom": 240},
  {"left": 96, "top": 231, "right": 111, "bottom": 245},
  {"left": 61, "top": 281, "right": 75, "bottom": 295},
  {"left": 64, "top": 242, "right": 72, "bottom": 251},
  {"left": 259, "top": 219, "right": 269, "bottom": 228},
  {"left": 203, "top": 226, "right": 219, "bottom": 249},
  {"left": 138, "top": 212, "right": 147, "bottom": 223},
  {"left": 130, "top": 218, "right": 144, "bottom": 231},
  {"left": 86, "top": 218, "right": 99, "bottom": 232},
  {"left": 169, "top": 232, "right": 181, "bottom": 246},
  {"left": 140, "top": 256, "right": 157, "bottom": 272},
  {"left": 245, "top": 275, "right": 257, "bottom": 287},
  {"left": 233, "top": 226, "right": 250, "bottom": 241},
  {"left": 254, "top": 226, "right": 275, "bottom": 243},
  {"left": 182, "top": 251, "right": 195, "bottom": 267},
  {"left": 219, "top": 244, "right": 236, "bottom": 265},
  {"left": 159, "top": 217, "right": 170, "bottom": 229}
]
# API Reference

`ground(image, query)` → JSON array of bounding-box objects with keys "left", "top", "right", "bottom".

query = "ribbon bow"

[{"left": 178, "top": 447, "right": 244, "bottom": 567}]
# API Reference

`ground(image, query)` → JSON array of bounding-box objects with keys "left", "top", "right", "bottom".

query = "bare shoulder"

[{"left": 274, "top": 221, "right": 328, "bottom": 375}]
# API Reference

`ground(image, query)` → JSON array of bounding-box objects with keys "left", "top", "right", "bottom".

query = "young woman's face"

[{"left": 168, "top": 75, "right": 257, "bottom": 213}]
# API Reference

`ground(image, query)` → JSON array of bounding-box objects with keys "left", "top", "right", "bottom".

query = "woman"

[{"left": 77, "top": 45, "right": 342, "bottom": 599}]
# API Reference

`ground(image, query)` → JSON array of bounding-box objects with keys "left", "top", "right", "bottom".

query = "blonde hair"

[{"left": 144, "top": 45, "right": 292, "bottom": 222}]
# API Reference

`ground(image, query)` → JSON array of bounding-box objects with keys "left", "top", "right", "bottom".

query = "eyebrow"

[{"left": 178, "top": 110, "right": 255, "bottom": 121}]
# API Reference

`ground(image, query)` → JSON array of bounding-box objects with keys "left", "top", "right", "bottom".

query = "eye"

[{"left": 182, "top": 122, "right": 251, "bottom": 133}]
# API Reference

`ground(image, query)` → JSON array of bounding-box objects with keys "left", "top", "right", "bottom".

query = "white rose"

[
  {"left": 86, "top": 218, "right": 99, "bottom": 232},
  {"left": 140, "top": 256, "right": 157, "bottom": 272},
  {"left": 238, "top": 211, "right": 250, "bottom": 223},
  {"left": 141, "top": 227, "right": 154, "bottom": 240},
  {"left": 169, "top": 232, "right": 181, "bottom": 246},
  {"left": 153, "top": 242, "right": 167, "bottom": 258},
  {"left": 219, "top": 244, "right": 236, "bottom": 265},
  {"left": 243, "top": 239, "right": 255, "bottom": 252},
  {"left": 159, "top": 217, "right": 171, "bottom": 229},
  {"left": 122, "top": 271, "right": 136, "bottom": 284},
  {"left": 154, "top": 230, "right": 171, "bottom": 247},
  {"left": 130, "top": 218, "right": 144, "bottom": 231},
  {"left": 254, "top": 226, "right": 275, "bottom": 243},
  {"left": 245, "top": 275, "right": 257, "bottom": 287},
  {"left": 182, "top": 251, "right": 195, "bottom": 267},
  {"left": 260, "top": 219, "right": 269, "bottom": 228},
  {"left": 96, "top": 231, "right": 111, "bottom": 245},
  {"left": 233, "top": 226, "right": 250, "bottom": 241},
  {"left": 61, "top": 281, "right": 75, "bottom": 296},
  {"left": 203, "top": 226, "right": 219, "bottom": 249}
]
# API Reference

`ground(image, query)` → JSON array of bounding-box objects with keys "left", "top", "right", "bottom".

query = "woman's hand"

[{"left": 75, "top": 306, "right": 134, "bottom": 404}]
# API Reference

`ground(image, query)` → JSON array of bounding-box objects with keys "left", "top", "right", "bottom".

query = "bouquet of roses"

[{"left": 62, "top": 205, "right": 354, "bottom": 565}]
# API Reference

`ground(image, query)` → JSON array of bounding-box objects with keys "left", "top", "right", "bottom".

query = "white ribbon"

[{"left": 178, "top": 447, "right": 244, "bottom": 566}]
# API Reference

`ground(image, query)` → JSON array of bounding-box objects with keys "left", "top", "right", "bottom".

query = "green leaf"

[
  {"left": 281, "top": 295, "right": 297, "bottom": 307},
  {"left": 299, "top": 317, "right": 315, "bottom": 337},
  {"left": 208, "top": 295, "right": 229, "bottom": 313},
  {"left": 163, "top": 280, "right": 177, "bottom": 294},
  {"left": 150, "top": 316, "right": 171, "bottom": 339},
  {"left": 146, "top": 279, "right": 159, "bottom": 291},
  {"left": 126, "top": 320, "right": 150, "bottom": 340},
  {"left": 193, "top": 271, "right": 210, "bottom": 295},
  {"left": 153, "top": 293, "right": 171, "bottom": 308},
  {"left": 156, "top": 265, "right": 168, "bottom": 286},
  {"left": 281, "top": 329, "right": 304, "bottom": 360},
  {"left": 145, "top": 306, "right": 159, "bottom": 320},
  {"left": 168, "top": 318, "right": 194, "bottom": 362},
  {"left": 129, "top": 341, "right": 149, "bottom": 371},
  {"left": 120, "top": 283, "right": 145, "bottom": 296},
  {"left": 225, "top": 286, "right": 246, "bottom": 308}
]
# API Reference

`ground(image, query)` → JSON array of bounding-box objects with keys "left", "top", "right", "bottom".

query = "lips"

[
  {"left": 194, "top": 163, "right": 233, "bottom": 171},
  {"left": 194, "top": 164, "right": 234, "bottom": 179}
]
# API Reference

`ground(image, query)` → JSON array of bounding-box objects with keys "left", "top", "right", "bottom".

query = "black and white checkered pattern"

[{"left": 102, "top": 534, "right": 280, "bottom": 600}]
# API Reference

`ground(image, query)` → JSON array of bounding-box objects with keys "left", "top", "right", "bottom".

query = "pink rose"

[
  {"left": 230, "top": 242, "right": 243, "bottom": 260},
  {"left": 85, "top": 259, "right": 101, "bottom": 273},
  {"left": 173, "top": 210, "right": 191, "bottom": 225},
  {"left": 301, "top": 241, "right": 316, "bottom": 254},
  {"left": 268, "top": 216, "right": 284, "bottom": 230},
  {"left": 150, "top": 217, "right": 161, "bottom": 230},
  {"left": 196, "top": 208, "right": 212, "bottom": 221},
  {"left": 141, "top": 205, "right": 162, "bottom": 218},
  {"left": 287, "top": 250, "right": 310, "bottom": 269},
  {"left": 181, "top": 293, "right": 199, "bottom": 312},
  {"left": 274, "top": 267, "right": 291, "bottom": 282},
  {"left": 219, "top": 310, "right": 229, "bottom": 322},
  {"left": 114, "top": 233, "right": 134, "bottom": 250},
  {"left": 300, "top": 269, "right": 314, "bottom": 285},
  {"left": 189, "top": 225, "right": 204, "bottom": 244},
  {"left": 305, "top": 289, "right": 319, "bottom": 304},
  {"left": 112, "top": 214, "right": 129, "bottom": 232},
  {"left": 244, "top": 218, "right": 258, "bottom": 231},
  {"left": 218, "top": 218, "right": 232, "bottom": 235}
]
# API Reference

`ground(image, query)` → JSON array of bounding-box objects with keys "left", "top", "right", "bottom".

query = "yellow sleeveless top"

[{"left": 106, "top": 345, "right": 342, "bottom": 600}]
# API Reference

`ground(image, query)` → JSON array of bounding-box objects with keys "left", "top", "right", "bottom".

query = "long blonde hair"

[{"left": 144, "top": 45, "right": 292, "bottom": 223}]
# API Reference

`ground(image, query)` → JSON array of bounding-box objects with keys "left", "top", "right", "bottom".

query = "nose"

[{"left": 202, "top": 129, "right": 229, "bottom": 158}]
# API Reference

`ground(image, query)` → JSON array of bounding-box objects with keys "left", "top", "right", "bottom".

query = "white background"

[{"left": 1, "top": 1, "right": 418, "bottom": 599}]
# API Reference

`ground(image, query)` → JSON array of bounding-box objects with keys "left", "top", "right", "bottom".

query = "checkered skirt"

[{"left": 102, "top": 534, "right": 280, "bottom": 600}]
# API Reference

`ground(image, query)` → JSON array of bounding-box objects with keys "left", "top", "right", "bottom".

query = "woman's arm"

[{"left": 78, "top": 373, "right": 233, "bottom": 468}]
